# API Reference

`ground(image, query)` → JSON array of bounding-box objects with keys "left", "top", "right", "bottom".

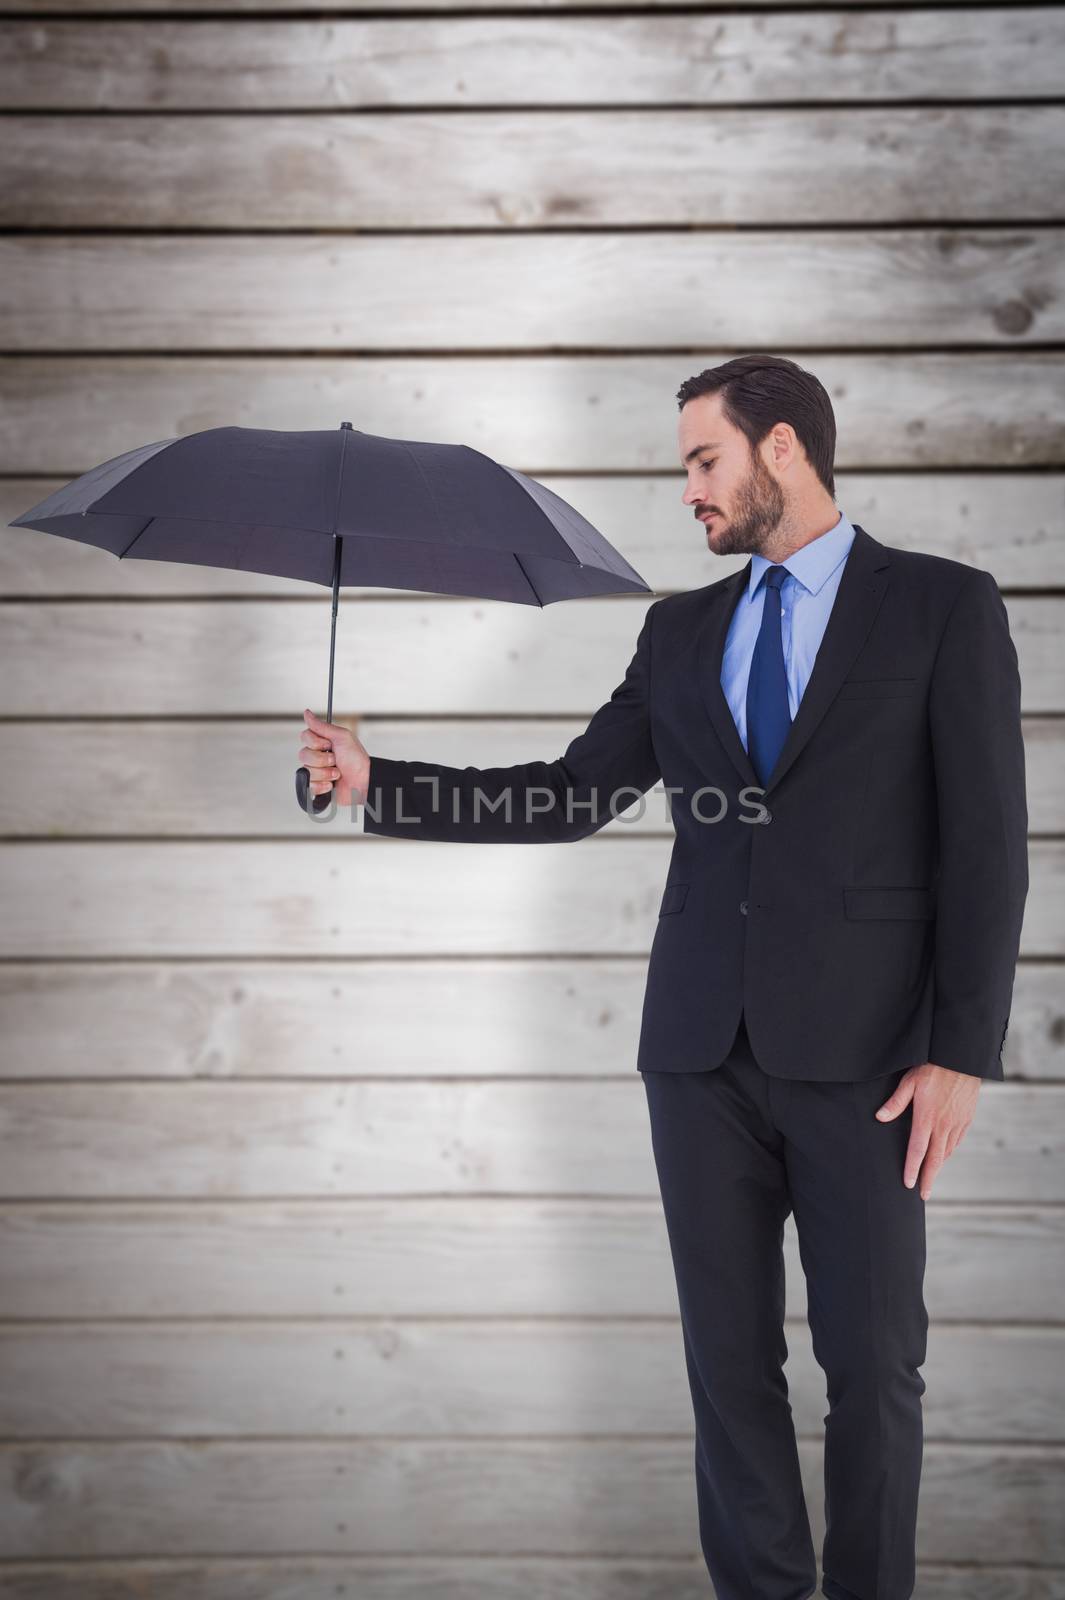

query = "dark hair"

[{"left": 676, "top": 355, "right": 836, "bottom": 497}]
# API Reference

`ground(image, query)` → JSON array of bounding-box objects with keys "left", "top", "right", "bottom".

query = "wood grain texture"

[
  {"left": 2, "top": 12, "right": 1061, "bottom": 109},
  {"left": 3, "top": 230, "right": 1061, "bottom": 351},
  {"left": 3, "top": 0, "right": 1006, "bottom": 11},
  {"left": 0, "top": 1559, "right": 1058, "bottom": 1600},
  {"left": 4, "top": 109, "right": 1064, "bottom": 228}
]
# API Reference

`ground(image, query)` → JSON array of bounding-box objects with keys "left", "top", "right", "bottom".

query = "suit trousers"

[{"left": 640, "top": 1013, "right": 929, "bottom": 1600}]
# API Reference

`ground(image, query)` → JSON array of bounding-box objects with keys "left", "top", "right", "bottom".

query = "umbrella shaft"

[{"left": 326, "top": 535, "right": 342, "bottom": 721}]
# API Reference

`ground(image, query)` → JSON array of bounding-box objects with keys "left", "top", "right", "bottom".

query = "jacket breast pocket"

[
  {"left": 837, "top": 677, "right": 918, "bottom": 700},
  {"left": 658, "top": 882, "right": 690, "bottom": 916},
  {"left": 844, "top": 886, "right": 936, "bottom": 920}
]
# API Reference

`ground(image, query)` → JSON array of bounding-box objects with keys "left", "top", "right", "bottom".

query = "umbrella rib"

[
  {"left": 513, "top": 550, "right": 543, "bottom": 607},
  {"left": 116, "top": 517, "right": 155, "bottom": 560}
]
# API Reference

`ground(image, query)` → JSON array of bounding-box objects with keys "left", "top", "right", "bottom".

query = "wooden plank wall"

[{"left": 0, "top": 0, "right": 1063, "bottom": 1594}]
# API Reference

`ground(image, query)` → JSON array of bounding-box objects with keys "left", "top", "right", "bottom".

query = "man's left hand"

[{"left": 875, "top": 1063, "right": 981, "bottom": 1200}]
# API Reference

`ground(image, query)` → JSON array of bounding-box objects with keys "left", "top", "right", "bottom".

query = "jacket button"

[{"left": 740, "top": 900, "right": 748, "bottom": 915}]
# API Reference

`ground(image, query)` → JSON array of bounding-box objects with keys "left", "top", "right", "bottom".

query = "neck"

[{"left": 760, "top": 501, "right": 841, "bottom": 564}]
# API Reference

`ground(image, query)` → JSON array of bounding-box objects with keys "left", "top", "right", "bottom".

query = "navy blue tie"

[{"left": 745, "top": 564, "right": 792, "bottom": 786}]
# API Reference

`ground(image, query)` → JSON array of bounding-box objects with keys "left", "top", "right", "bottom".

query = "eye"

[{"left": 701, "top": 460, "right": 716, "bottom": 471}]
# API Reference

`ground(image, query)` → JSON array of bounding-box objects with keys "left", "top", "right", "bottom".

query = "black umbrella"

[{"left": 11, "top": 420, "right": 652, "bottom": 813}]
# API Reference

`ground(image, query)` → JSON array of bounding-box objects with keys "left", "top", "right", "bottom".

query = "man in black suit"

[{"left": 299, "top": 355, "right": 1029, "bottom": 1600}]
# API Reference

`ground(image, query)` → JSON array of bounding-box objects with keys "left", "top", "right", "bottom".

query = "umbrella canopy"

[
  {"left": 12, "top": 421, "right": 649, "bottom": 603},
  {"left": 12, "top": 420, "right": 652, "bottom": 812}
]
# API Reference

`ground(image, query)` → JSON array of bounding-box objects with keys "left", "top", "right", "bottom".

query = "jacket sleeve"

[
  {"left": 362, "top": 599, "right": 662, "bottom": 844},
  {"left": 927, "top": 568, "right": 1029, "bottom": 1081}
]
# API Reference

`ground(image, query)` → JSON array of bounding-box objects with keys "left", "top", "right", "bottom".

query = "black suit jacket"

[{"left": 364, "top": 524, "right": 1029, "bottom": 1082}]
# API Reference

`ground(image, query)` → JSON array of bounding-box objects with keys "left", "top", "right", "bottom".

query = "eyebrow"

[{"left": 682, "top": 441, "right": 723, "bottom": 465}]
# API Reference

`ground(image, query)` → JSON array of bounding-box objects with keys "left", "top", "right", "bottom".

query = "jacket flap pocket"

[
  {"left": 837, "top": 677, "right": 918, "bottom": 700},
  {"left": 659, "top": 882, "right": 690, "bottom": 916},
  {"left": 844, "top": 886, "right": 936, "bottom": 920}
]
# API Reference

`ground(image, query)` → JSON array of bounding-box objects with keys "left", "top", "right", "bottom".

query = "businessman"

[{"left": 298, "top": 354, "right": 1029, "bottom": 1600}]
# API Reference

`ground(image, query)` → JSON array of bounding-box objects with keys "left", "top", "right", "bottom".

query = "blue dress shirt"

[{"left": 721, "top": 509, "right": 857, "bottom": 754}]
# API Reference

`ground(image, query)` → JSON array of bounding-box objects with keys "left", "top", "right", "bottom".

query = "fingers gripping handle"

[{"left": 295, "top": 765, "right": 333, "bottom": 815}]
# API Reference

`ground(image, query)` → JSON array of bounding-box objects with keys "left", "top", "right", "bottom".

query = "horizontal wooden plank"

[
  {"left": 5, "top": 473, "right": 1064, "bottom": 593},
  {"left": 3, "top": 12, "right": 1060, "bottom": 109},
  {"left": 3, "top": 109, "right": 1063, "bottom": 229},
  {"left": 0, "top": 1200, "right": 1059, "bottom": 1321},
  {"left": 0, "top": 960, "right": 1060, "bottom": 1084},
  {"left": 4, "top": 354, "right": 1063, "bottom": 475},
  {"left": 0, "top": 834, "right": 665, "bottom": 954},
  {"left": 0, "top": 839, "right": 1060, "bottom": 958},
  {"left": 5, "top": 0, "right": 992, "bottom": 11},
  {"left": 0, "top": 715, "right": 1061, "bottom": 838},
  {"left": 1, "top": 1320, "right": 1058, "bottom": 1444},
  {"left": 0, "top": 596, "right": 1059, "bottom": 718},
  {"left": 0, "top": 1436, "right": 1061, "bottom": 1562},
  {"left": 1024, "top": 719, "right": 1065, "bottom": 835},
  {"left": 0, "top": 1080, "right": 1059, "bottom": 1203},
  {"left": 5, "top": 229, "right": 1062, "bottom": 352},
  {"left": 0, "top": 1561, "right": 1058, "bottom": 1600}
]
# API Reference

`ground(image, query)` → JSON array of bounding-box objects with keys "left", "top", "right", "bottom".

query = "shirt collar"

[{"left": 747, "top": 509, "right": 856, "bottom": 601}]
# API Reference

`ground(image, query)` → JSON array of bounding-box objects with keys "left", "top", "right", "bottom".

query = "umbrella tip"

[{"left": 340, "top": 420, "right": 353, "bottom": 430}]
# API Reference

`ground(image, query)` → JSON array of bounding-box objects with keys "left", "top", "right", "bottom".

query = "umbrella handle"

[{"left": 295, "top": 765, "right": 334, "bottom": 815}]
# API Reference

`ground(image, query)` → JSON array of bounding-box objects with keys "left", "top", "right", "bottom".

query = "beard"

[{"left": 702, "top": 450, "right": 786, "bottom": 557}]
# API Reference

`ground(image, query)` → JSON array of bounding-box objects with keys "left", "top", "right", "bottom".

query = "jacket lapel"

[
  {"left": 695, "top": 522, "right": 894, "bottom": 796},
  {"left": 696, "top": 560, "right": 760, "bottom": 790}
]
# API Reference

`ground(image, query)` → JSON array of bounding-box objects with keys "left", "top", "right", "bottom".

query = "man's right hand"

[{"left": 299, "top": 708, "right": 371, "bottom": 805}]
